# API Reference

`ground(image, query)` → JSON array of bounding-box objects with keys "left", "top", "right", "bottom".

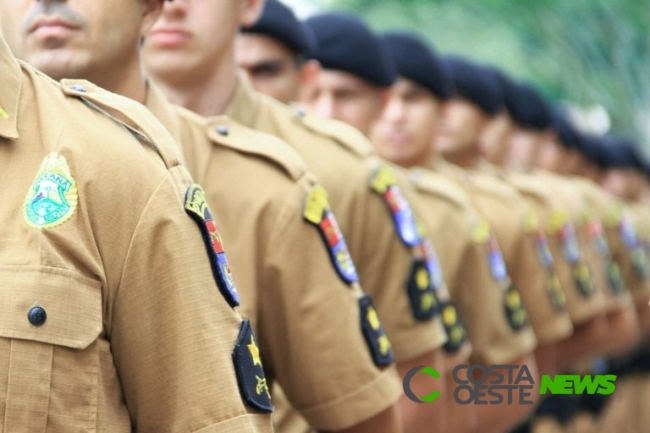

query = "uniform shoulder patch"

[
  {"left": 205, "top": 116, "right": 307, "bottom": 182},
  {"left": 441, "top": 301, "right": 468, "bottom": 353},
  {"left": 232, "top": 320, "right": 274, "bottom": 413},
  {"left": 369, "top": 165, "right": 421, "bottom": 247},
  {"left": 293, "top": 106, "right": 374, "bottom": 158},
  {"left": 24, "top": 152, "right": 78, "bottom": 230},
  {"left": 407, "top": 221, "right": 443, "bottom": 321},
  {"left": 359, "top": 295, "right": 395, "bottom": 367},
  {"left": 303, "top": 185, "right": 359, "bottom": 284},
  {"left": 504, "top": 284, "right": 530, "bottom": 331},
  {"left": 184, "top": 184, "right": 240, "bottom": 308}
]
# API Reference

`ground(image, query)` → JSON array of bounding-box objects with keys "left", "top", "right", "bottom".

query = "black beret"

[
  {"left": 599, "top": 135, "right": 645, "bottom": 171},
  {"left": 242, "top": 0, "right": 317, "bottom": 54},
  {"left": 504, "top": 81, "right": 553, "bottom": 130},
  {"left": 305, "top": 12, "right": 397, "bottom": 87},
  {"left": 552, "top": 110, "right": 579, "bottom": 149},
  {"left": 444, "top": 55, "right": 504, "bottom": 116},
  {"left": 574, "top": 133, "right": 605, "bottom": 167},
  {"left": 381, "top": 31, "right": 454, "bottom": 100}
]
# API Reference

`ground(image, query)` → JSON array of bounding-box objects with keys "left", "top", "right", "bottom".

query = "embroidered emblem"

[
  {"left": 441, "top": 301, "right": 468, "bottom": 353},
  {"left": 304, "top": 185, "right": 359, "bottom": 284},
  {"left": 185, "top": 184, "right": 240, "bottom": 308},
  {"left": 24, "top": 152, "right": 78, "bottom": 229},
  {"left": 0, "top": 105, "right": 8, "bottom": 120},
  {"left": 587, "top": 219, "right": 626, "bottom": 294},
  {"left": 232, "top": 320, "right": 273, "bottom": 413},
  {"left": 545, "top": 274, "right": 567, "bottom": 312},
  {"left": 359, "top": 295, "right": 395, "bottom": 367},
  {"left": 550, "top": 211, "right": 594, "bottom": 297},
  {"left": 369, "top": 165, "right": 420, "bottom": 247},
  {"left": 504, "top": 284, "right": 529, "bottom": 331},
  {"left": 619, "top": 217, "right": 650, "bottom": 281}
]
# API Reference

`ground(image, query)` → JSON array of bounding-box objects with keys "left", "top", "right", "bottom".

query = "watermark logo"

[
  {"left": 403, "top": 366, "right": 441, "bottom": 403},
  {"left": 540, "top": 374, "right": 617, "bottom": 395},
  {"left": 403, "top": 364, "right": 617, "bottom": 404}
]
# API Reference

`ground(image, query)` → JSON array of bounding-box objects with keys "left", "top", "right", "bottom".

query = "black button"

[{"left": 28, "top": 306, "right": 47, "bottom": 326}]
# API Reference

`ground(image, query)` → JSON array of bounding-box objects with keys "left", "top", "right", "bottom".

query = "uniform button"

[
  {"left": 69, "top": 84, "right": 87, "bottom": 93},
  {"left": 28, "top": 306, "right": 47, "bottom": 326},
  {"left": 295, "top": 107, "right": 306, "bottom": 118},
  {"left": 216, "top": 125, "right": 229, "bottom": 136}
]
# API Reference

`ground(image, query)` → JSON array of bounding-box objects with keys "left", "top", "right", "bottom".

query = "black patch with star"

[
  {"left": 232, "top": 320, "right": 273, "bottom": 413},
  {"left": 504, "top": 284, "right": 529, "bottom": 331},
  {"left": 440, "top": 301, "right": 468, "bottom": 354},
  {"left": 359, "top": 295, "right": 395, "bottom": 367},
  {"left": 407, "top": 259, "right": 441, "bottom": 321}
]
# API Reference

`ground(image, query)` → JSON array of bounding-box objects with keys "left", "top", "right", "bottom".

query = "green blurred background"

[{"left": 282, "top": 0, "right": 650, "bottom": 148}]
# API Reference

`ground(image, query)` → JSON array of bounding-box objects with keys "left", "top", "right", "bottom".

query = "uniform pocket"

[{"left": 0, "top": 265, "right": 102, "bottom": 432}]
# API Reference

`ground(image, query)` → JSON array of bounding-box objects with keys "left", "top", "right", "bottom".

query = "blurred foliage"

[{"left": 322, "top": 0, "right": 650, "bottom": 146}]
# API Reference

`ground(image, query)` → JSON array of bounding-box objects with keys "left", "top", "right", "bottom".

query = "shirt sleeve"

[{"left": 109, "top": 167, "right": 273, "bottom": 432}]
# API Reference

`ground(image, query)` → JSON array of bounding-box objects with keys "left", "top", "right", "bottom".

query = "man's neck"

[
  {"left": 443, "top": 144, "right": 480, "bottom": 169},
  {"left": 150, "top": 53, "right": 237, "bottom": 118},
  {"left": 93, "top": 55, "right": 148, "bottom": 104}
]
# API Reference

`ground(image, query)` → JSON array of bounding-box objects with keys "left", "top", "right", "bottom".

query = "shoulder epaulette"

[
  {"left": 205, "top": 115, "right": 308, "bottom": 182},
  {"left": 290, "top": 105, "right": 374, "bottom": 159},
  {"left": 409, "top": 168, "right": 472, "bottom": 210},
  {"left": 60, "top": 79, "right": 181, "bottom": 169}
]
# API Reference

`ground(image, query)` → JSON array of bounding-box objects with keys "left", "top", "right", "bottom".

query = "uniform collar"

[
  {"left": 0, "top": 37, "right": 22, "bottom": 139},
  {"left": 224, "top": 76, "right": 261, "bottom": 129},
  {"left": 144, "top": 80, "right": 181, "bottom": 142}
]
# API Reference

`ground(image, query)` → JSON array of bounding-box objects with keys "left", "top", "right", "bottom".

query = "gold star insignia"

[
  {"left": 378, "top": 335, "right": 392, "bottom": 356},
  {"left": 416, "top": 268, "right": 430, "bottom": 290},
  {"left": 248, "top": 336, "right": 262, "bottom": 367},
  {"left": 420, "top": 293, "right": 436, "bottom": 312},
  {"left": 367, "top": 306, "right": 381, "bottom": 331}
]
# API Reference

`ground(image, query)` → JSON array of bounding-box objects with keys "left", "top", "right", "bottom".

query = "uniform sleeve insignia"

[
  {"left": 441, "top": 301, "right": 468, "bottom": 353},
  {"left": 232, "top": 320, "right": 274, "bottom": 413},
  {"left": 303, "top": 185, "right": 359, "bottom": 284},
  {"left": 572, "top": 262, "right": 595, "bottom": 297},
  {"left": 545, "top": 274, "right": 567, "bottom": 311},
  {"left": 184, "top": 184, "right": 240, "bottom": 308},
  {"left": 586, "top": 219, "right": 628, "bottom": 294},
  {"left": 369, "top": 166, "right": 420, "bottom": 247},
  {"left": 359, "top": 295, "right": 395, "bottom": 367},
  {"left": 606, "top": 262, "right": 626, "bottom": 294},
  {"left": 618, "top": 217, "right": 649, "bottom": 280},
  {"left": 24, "top": 152, "right": 78, "bottom": 230},
  {"left": 407, "top": 236, "right": 443, "bottom": 321},
  {"left": 504, "top": 284, "right": 529, "bottom": 331},
  {"left": 472, "top": 219, "right": 492, "bottom": 244}
]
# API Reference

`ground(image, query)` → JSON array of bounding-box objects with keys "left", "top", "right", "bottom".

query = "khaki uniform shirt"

[
  {"left": 599, "top": 193, "right": 650, "bottom": 306},
  {"left": 437, "top": 161, "right": 574, "bottom": 343},
  {"left": 570, "top": 178, "right": 637, "bottom": 310},
  {"left": 225, "top": 79, "right": 448, "bottom": 362},
  {"left": 409, "top": 168, "right": 537, "bottom": 365},
  {"left": 0, "top": 41, "right": 272, "bottom": 432},
  {"left": 506, "top": 169, "right": 619, "bottom": 323},
  {"left": 145, "top": 86, "right": 401, "bottom": 431}
]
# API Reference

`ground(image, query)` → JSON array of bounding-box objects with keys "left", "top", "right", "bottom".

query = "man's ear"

[
  {"left": 141, "top": 0, "right": 164, "bottom": 36},
  {"left": 297, "top": 60, "right": 321, "bottom": 103},
  {"left": 240, "top": 0, "right": 266, "bottom": 27}
]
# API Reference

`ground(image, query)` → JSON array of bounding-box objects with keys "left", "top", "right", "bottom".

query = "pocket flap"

[{"left": 0, "top": 266, "right": 102, "bottom": 349}]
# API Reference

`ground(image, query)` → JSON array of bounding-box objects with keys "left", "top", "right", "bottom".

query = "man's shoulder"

[
  {"left": 409, "top": 167, "right": 474, "bottom": 211},
  {"left": 175, "top": 107, "right": 311, "bottom": 185}
]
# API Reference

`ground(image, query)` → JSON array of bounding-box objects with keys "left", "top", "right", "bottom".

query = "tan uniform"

[
  {"left": 144, "top": 85, "right": 401, "bottom": 431},
  {"left": 225, "top": 79, "right": 448, "bottom": 432},
  {"left": 409, "top": 168, "right": 537, "bottom": 365},
  {"left": 226, "top": 79, "right": 448, "bottom": 360},
  {"left": 0, "top": 41, "right": 272, "bottom": 432},
  {"left": 437, "top": 161, "right": 574, "bottom": 344}
]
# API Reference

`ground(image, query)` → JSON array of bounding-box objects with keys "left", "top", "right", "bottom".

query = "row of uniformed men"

[
  {"left": 236, "top": 3, "right": 650, "bottom": 433},
  {"left": 1, "top": 0, "right": 649, "bottom": 432}
]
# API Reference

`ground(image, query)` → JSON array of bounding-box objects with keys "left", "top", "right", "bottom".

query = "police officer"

[
  {"left": 1, "top": 1, "right": 410, "bottom": 431},
  {"left": 0, "top": 27, "right": 273, "bottom": 432},
  {"left": 372, "top": 31, "right": 545, "bottom": 433},
  {"left": 237, "top": 0, "right": 321, "bottom": 104},
  {"left": 143, "top": 2, "right": 452, "bottom": 431}
]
